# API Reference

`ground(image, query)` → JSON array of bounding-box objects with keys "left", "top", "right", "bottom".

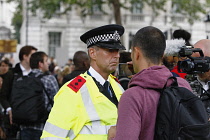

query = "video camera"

[{"left": 177, "top": 46, "right": 210, "bottom": 74}]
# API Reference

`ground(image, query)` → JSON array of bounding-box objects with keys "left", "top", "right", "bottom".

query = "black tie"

[
  {"left": 103, "top": 81, "right": 112, "bottom": 97},
  {"left": 91, "top": 77, "right": 118, "bottom": 107}
]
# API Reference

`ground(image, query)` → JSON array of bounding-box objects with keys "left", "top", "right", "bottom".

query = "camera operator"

[
  {"left": 163, "top": 39, "right": 185, "bottom": 78},
  {"left": 191, "top": 39, "right": 210, "bottom": 120}
]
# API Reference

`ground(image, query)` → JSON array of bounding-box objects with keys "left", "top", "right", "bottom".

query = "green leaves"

[
  {"left": 171, "top": 0, "right": 206, "bottom": 24},
  {"left": 7, "top": 0, "right": 210, "bottom": 31}
]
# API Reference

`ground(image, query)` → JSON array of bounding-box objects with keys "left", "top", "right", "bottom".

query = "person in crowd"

[
  {"left": 173, "top": 29, "right": 192, "bottom": 46},
  {"left": 41, "top": 24, "right": 125, "bottom": 139},
  {"left": 56, "top": 65, "right": 72, "bottom": 87},
  {"left": 0, "top": 45, "right": 37, "bottom": 139},
  {"left": 66, "top": 58, "right": 73, "bottom": 66},
  {"left": 0, "top": 77, "right": 3, "bottom": 89},
  {"left": 69, "top": 63, "right": 75, "bottom": 73},
  {"left": 0, "top": 59, "right": 16, "bottom": 140},
  {"left": 62, "top": 51, "right": 90, "bottom": 85},
  {"left": 107, "top": 26, "right": 191, "bottom": 140},
  {"left": 0, "top": 126, "right": 6, "bottom": 140},
  {"left": 20, "top": 51, "right": 59, "bottom": 140},
  {"left": 162, "top": 39, "right": 186, "bottom": 77},
  {"left": 0, "top": 60, "right": 10, "bottom": 76},
  {"left": 0, "top": 60, "right": 8, "bottom": 139},
  {"left": 117, "top": 51, "right": 132, "bottom": 90},
  {"left": 48, "top": 57, "right": 56, "bottom": 74},
  {"left": 191, "top": 39, "right": 210, "bottom": 120},
  {"left": 170, "top": 29, "right": 192, "bottom": 78}
]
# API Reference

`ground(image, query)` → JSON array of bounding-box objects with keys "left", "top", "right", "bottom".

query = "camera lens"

[{"left": 179, "top": 60, "right": 194, "bottom": 72}]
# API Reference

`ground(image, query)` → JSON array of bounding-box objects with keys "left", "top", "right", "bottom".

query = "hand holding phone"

[{"left": 118, "top": 63, "right": 134, "bottom": 77}]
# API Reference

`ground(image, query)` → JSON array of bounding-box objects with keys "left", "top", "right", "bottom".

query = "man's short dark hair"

[
  {"left": 73, "top": 51, "right": 89, "bottom": 69},
  {"left": 30, "top": 51, "right": 47, "bottom": 69},
  {"left": 132, "top": 26, "right": 166, "bottom": 64},
  {"left": 0, "top": 59, "right": 10, "bottom": 66},
  {"left": 19, "top": 45, "right": 37, "bottom": 61}
]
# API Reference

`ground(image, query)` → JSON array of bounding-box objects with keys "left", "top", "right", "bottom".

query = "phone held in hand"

[{"left": 117, "top": 63, "right": 134, "bottom": 77}]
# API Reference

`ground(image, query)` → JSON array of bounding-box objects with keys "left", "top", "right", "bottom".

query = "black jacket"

[{"left": 0, "top": 63, "right": 22, "bottom": 109}]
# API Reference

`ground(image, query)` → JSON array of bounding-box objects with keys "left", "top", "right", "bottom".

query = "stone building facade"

[{"left": 20, "top": 0, "right": 208, "bottom": 67}]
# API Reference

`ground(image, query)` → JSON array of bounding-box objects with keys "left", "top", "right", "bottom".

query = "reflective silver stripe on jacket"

[
  {"left": 80, "top": 84, "right": 101, "bottom": 125},
  {"left": 79, "top": 83, "right": 114, "bottom": 135},
  {"left": 80, "top": 125, "right": 114, "bottom": 134},
  {"left": 43, "top": 121, "right": 75, "bottom": 139}
]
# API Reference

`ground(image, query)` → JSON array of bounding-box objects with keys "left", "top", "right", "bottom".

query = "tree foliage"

[
  {"left": 171, "top": 0, "right": 206, "bottom": 24},
  {"left": 7, "top": 0, "right": 22, "bottom": 43},
  {"left": 6, "top": 0, "right": 210, "bottom": 41},
  {"left": 28, "top": 0, "right": 169, "bottom": 25},
  {"left": 27, "top": 0, "right": 208, "bottom": 25}
]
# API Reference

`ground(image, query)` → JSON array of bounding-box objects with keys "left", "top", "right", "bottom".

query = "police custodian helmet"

[{"left": 80, "top": 24, "right": 126, "bottom": 50}]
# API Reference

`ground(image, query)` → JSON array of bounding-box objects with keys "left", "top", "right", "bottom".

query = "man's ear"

[
  {"left": 88, "top": 48, "right": 96, "bottom": 60},
  {"left": 134, "top": 47, "right": 141, "bottom": 61},
  {"left": 38, "top": 61, "right": 43, "bottom": 69},
  {"left": 23, "top": 54, "right": 27, "bottom": 60}
]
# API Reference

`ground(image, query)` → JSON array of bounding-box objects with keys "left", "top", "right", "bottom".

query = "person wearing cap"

[{"left": 41, "top": 24, "right": 125, "bottom": 140}]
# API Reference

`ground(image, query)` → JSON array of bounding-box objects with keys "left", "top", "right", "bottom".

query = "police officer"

[{"left": 41, "top": 24, "right": 125, "bottom": 140}]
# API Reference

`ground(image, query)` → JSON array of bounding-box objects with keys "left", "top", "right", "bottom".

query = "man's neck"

[
  {"left": 88, "top": 66, "right": 109, "bottom": 86},
  {"left": 90, "top": 64, "right": 109, "bottom": 80},
  {"left": 20, "top": 61, "right": 30, "bottom": 71},
  {"left": 139, "top": 60, "right": 161, "bottom": 73}
]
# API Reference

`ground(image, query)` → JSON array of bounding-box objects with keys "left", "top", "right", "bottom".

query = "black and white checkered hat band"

[{"left": 86, "top": 31, "right": 120, "bottom": 47}]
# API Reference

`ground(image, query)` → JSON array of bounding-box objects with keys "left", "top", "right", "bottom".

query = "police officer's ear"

[{"left": 88, "top": 47, "right": 97, "bottom": 60}]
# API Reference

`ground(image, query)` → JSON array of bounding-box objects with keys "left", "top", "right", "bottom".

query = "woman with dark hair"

[{"left": 0, "top": 60, "right": 10, "bottom": 76}]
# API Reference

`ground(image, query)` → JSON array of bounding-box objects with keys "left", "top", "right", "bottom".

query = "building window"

[
  {"left": 48, "top": 32, "right": 61, "bottom": 57},
  {"left": 131, "top": 3, "right": 144, "bottom": 21},
  {"left": 171, "top": 2, "right": 179, "bottom": 14},
  {"left": 90, "top": 2, "right": 103, "bottom": 20},
  {"left": 171, "top": 3, "right": 184, "bottom": 22},
  {"left": 0, "top": 26, "right": 11, "bottom": 39},
  {"left": 131, "top": 3, "right": 143, "bottom": 14}
]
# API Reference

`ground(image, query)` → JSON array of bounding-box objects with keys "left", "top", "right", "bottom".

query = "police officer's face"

[{"left": 90, "top": 46, "right": 120, "bottom": 74}]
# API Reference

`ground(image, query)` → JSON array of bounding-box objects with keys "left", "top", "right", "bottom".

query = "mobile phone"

[{"left": 118, "top": 63, "right": 134, "bottom": 77}]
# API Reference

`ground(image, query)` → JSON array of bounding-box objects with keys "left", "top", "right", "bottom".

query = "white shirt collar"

[
  {"left": 197, "top": 77, "right": 210, "bottom": 91},
  {"left": 88, "top": 66, "right": 109, "bottom": 86},
  {"left": 20, "top": 63, "right": 31, "bottom": 76}
]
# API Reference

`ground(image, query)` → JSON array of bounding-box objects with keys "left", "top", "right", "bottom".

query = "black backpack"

[
  {"left": 154, "top": 77, "right": 210, "bottom": 140},
  {"left": 10, "top": 72, "right": 52, "bottom": 125}
]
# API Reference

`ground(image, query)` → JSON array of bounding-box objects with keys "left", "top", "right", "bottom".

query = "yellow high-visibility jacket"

[{"left": 41, "top": 72, "right": 124, "bottom": 140}]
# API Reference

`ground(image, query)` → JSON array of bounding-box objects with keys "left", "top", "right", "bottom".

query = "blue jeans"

[{"left": 20, "top": 128, "right": 42, "bottom": 140}]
